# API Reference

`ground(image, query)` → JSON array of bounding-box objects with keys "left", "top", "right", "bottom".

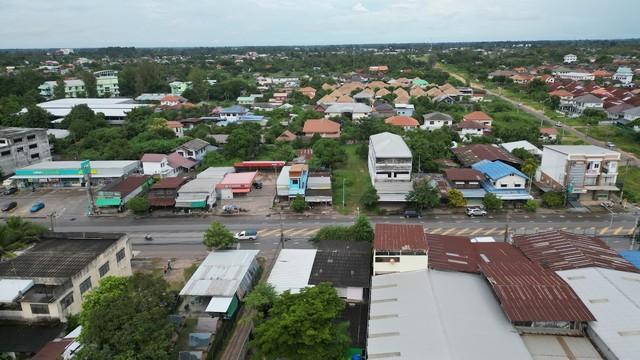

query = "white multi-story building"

[
  {"left": 563, "top": 54, "right": 577, "bottom": 63},
  {"left": 613, "top": 66, "right": 634, "bottom": 85},
  {"left": 38, "top": 79, "right": 86, "bottom": 99},
  {"left": 0, "top": 127, "right": 52, "bottom": 175},
  {"left": 539, "top": 145, "right": 620, "bottom": 201},
  {"left": 421, "top": 112, "right": 453, "bottom": 131},
  {"left": 0, "top": 233, "right": 132, "bottom": 322},
  {"left": 368, "top": 132, "right": 412, "bottom": 183},
  {"left": 94, "top": 70, "right": 119, "bottom": 97},
  {"left": 552, "top": 68, "right": 595, "bottom": 81}
]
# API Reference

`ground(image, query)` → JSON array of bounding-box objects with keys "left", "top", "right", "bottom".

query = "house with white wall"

[
  {"left": 563, "top": 54, "right": 577, "bottom": 63},
  {"left": 472, "top": 160, "right": 532, "bottom": 201},
  {"left": 421, "top": 112, "right": 453, "bottom": 131},
  {"left": 373, "top": 224, "right": 428, "bottom": 275}
]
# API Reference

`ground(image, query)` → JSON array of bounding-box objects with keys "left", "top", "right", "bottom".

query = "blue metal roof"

[
  {"left": 619, "top": 251, "right": 640, "bottom": 270},
  {"left": 221, "top": 105, "right": 248, "bottom": 113},
  {"left": 472, "top": 160, "right": 528, "bottom": 181}
]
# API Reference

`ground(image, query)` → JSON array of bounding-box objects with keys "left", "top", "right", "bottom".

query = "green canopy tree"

[
  {"left": 54, "top": 78, "right": 66, "bottom": 99},
  {"left": 203, "top": 221, "right": 235, "bottom": 250},
  {"left": 126, "top": 197, "right": 150, "bottom": 215},
  {"left": 360, "top": 184, "right": 379, "bottom": 210},
  {"left": 186, "top": 67, "right": 209, "bottom": 102},
  {"left": 250, "top": 283, "right": 350, "bottom": 360},
  {"left": 310, "top": 139, "right": 346, "bottom": 169},
  {"left": 406, "top": 182, "right": 440, "bottom": 211},
  {"left": 0, "top": 217, "right": 47, "bottom": 260},
  {"left": 290, "top": 195, "right": 307, "bottom": 213},
  {"left": 21, "top": 105, "right": 50, "bottom": 128},
  {"left": 226, "top": 125, "right": 261, "bottom": 159},
  {"left": 76, "top": 273, "right": 175, "bottom": 360},
  {"left": 80, "top": 71, "right": 98, "bottom": 98},
  {"left": 350, "top": 215, "right": 374, "bottom": 242},
  {"left": 244, "top": 282, "right": 277, "bottom": 318},
  {"left": 482, "top": 193, "right": 503, "bottom": 210},
  {"left": 447, "top": 189, "right": 467, "bottom": 207}
]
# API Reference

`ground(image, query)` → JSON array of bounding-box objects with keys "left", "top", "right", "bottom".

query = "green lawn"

[
  {"left": 332, "top": 145, "right": 370, "bottom": 214},
  {"left": 619, "top": 166, "right": 640, "bottom": 203},
  {"left": 573, "top": 125, "right": 640, "bottom": 157}
]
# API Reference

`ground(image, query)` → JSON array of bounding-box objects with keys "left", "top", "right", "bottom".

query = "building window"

[
  {"left": 375, "top": 257, "right": 401, "bottom": 263},
  {"left": 99, "top": 262, "right": 110, "bottom": 277},
  {"left": 16, "top": 147, "right": 23, "bottom": 152},
  {"left": 30, "top": 304, "right": 50, "bottom": 314},
  {"left": 60, "top": 292, "right": 74, "bottom": 310},
  {"left": 1, "top": 150, "right": 10, "bottom": 156},
  {"left": 116, "top": 248, "right": 126, "bottom": 263},
  {"left": 514, "top": 184, "right": 522, "bottom": 188},
  {"left": 13, "top": 137, "right": 22, "bottom": 143},
  {"left": 500, "top": 184, "right": 508, "bottom": 188},
  {"left": 27, "top": 135, "right": 36, "bottom": 140},
  {"left": 29, "top": 144, "right": 37, "bottom": 149},
  {"left": 30, "top": 153, "right": 40, "bottom": 159},
  {"left": 79, "top": 277, "right": 92, "bottom": 295}
]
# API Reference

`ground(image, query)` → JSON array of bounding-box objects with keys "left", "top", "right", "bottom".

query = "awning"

[
  {"left": 205, "top": 297, "right": 233, "bottom": 313},
  {"left": 0, "top": 279, "right": 34, "bottom": 303},
  {"left": 584, "top": 185, "right": 619, "bottom": 191},
  {"left": 494, "top": 193, "right": 533, "bottom": 200},
  {"left": 458, "top": 188, "right": 487, "bottom": 199}
]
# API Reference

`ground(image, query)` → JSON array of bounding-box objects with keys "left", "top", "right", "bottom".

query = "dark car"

[
  {"left": 3, "top": 187, "right": 17, "bottom": 195},
  {"left": 1, "top": 201, "right": 17, "bottom": 212},
  {"left": 403, "top": 210, "right": 421, "bottom": 218}
]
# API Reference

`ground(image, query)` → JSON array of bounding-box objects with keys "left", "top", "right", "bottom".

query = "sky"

[{"left": 1, "top": 0, "right": 639, "bottom": 48}]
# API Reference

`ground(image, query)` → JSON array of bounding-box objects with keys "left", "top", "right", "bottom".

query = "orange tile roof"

[
  {"left": 303, "top": 119, "right": 341, "bottom": 134},
  {"left": 336, "top": 95, "right": 354, "bottom": 103},
  {"left": 463, "top": 111, "right": 493, "bottom": 122},
  {"left": 385, "top": 116, "right": 419, "bottom": 127},
  {"left": 166, "top": 121, "right": 183, "bottom": 128}
]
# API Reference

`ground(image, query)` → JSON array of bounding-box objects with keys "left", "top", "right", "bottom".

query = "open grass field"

[{"left": 332, "top": 144, "right": 370, "bottom": 214}]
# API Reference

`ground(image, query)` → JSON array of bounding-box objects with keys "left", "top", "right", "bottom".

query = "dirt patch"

[{"left": 132, "top": 257, "right": 203, "bottom": 291}]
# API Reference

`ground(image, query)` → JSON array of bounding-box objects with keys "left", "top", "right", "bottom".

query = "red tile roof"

[
  {"left": 513, "top": 230, "right": 639, "bottom": 273},
  {"left": 303, "top": 119, "right": 341, "bottom": 134},
  {"left": 463, "top": 111, "right": 493, "bottom": 122},
  {"left": 276, "top": 130, "right": 297, "bottom": 142},
  {"left": 480, "top": 262, "right": 595, "bottom": 322},
  {"left": 384, "top": 115, "right": 419, "bottom": 127},
  {"left": 374, "top": 224, "right": 427, "bottom": 251},
  {"left": 166, "top": 121, "right": 183, "bottom": 129},
  {"left": 443, "top": 168, "right": 484, "bottom": 182}
]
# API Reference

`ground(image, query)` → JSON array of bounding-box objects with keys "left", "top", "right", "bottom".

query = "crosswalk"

[{"left": 257, "top": 226, "right": 636, "bottom": 238}]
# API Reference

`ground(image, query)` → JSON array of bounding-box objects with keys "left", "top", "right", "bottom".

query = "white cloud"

[{"left": 352, "top": 2, "right": 369, "bottom": 13}]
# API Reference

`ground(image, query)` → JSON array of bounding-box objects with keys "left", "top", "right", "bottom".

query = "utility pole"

[
  {"left": 48, "top": 211, "right": 57, "bottom": 232},
  {"left": 279, "top": 211, "right": 285, "bottom": 249},
  {"left": 342, "top": 178, "right": 346, "bottom": 208}
]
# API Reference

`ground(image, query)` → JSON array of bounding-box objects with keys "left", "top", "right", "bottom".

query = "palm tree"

[
  {"left": 0, "top": 216, "right": 47, "bottom": 261},
  {"left": 521, "top": 158, "right": 539, "bottom": 194}
]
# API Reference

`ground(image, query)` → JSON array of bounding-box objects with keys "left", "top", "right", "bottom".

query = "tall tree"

[
  {"left": 406, "top": 182, "right": 440, "bottom": 211},
  {"left": 521, "top": 158, "right": 538, "bottom": 194},
  {"left": 21, "top": 105, "right": 50, "bottom": 128},
  {"left": 187, "top": 67, "right": 209, "bottom": 102},
  {"left": 0, "top": 217, "right": 47, "bottom": 260},
  {"left": 310, "top": 139, "right": 346, "bottom": 169},
  {"left": 203, "top": 221, "right": 235, "bottom": 250},
  {"left": 76, "top": 273, "right": 175, "bottom": 360},
  {"left": 226, "top": 125, "right": 261, "bottom": 159},
  {"left": 54, "top": 78, "right": 66, "bottom": 99},
  {"left": 244, "top": 282, "right": 278, "bottom": 318},
  {"left": 350, "top": 215, "right": 374, "bottom": 242},
  {"left": 250, "top": 283, "right": 350, "bottom": 360},
  {"left": 80, "top": 71, "right": 98, "bottom": 98}
]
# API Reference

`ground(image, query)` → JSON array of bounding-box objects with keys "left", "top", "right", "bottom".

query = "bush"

[
  {"left": 312, "top": 225, "right": 351, "bottom": 242},
  {"left": 360, "top": 184, "right": 379, "bottom": 210},
  {"left": 524, "top": 200, "right": 538, "bottom": 212},
  {"left": 126, "top": 196, "right": 150, "bottom": 214},
  {"left": 541, "top": 192, "right": 565, "bottom": 208},
  {"left": 447, "top": 189, "right": 467, "bottom": 207},
  {"left": 482, "top": 193, "right": 502, "bottom": 211},
  {"left": 311, "top": 216, "right": 374, "bottom": 243},
  {"left": 290, "top": 195, "right": 307, "bottom": 213}
]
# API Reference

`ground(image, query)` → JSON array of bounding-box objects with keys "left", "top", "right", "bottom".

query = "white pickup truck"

[{"left": 234, "top": 230, "right": 258, "bottom": 241}]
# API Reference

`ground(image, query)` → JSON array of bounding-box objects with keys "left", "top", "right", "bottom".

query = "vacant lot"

[{"left": 332, "top": 145, "right": 370, "bottom": 214}]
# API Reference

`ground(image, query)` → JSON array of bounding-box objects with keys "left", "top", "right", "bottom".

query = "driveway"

[{"left": 0, "top": 188, "right": 89, "bottom": 221}]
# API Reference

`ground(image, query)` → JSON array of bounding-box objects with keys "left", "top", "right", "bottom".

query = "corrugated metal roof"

[
  {"left": 267, "top": 249, "right": 317, "bottom": 294},
  {"left": 521, "top": 334, "right": 602, "bottom": 360},
  {"left": 480, "top": 262, "right": 595, "bottom": 322},
  {"left": 472, "top": 160, "right": 529, "bottom": 181},
  {"left": 374, "top": 223, "right": 427, "bottom": 251},
  {"left": 368, "top": 270, "right": 533, "bottom": 360},
  {"left": 309, "top": 241, "right": 371, "bottom": 288},
  {"left": 369, "top": 132, "right": 412, "bottom": 158},
  {"left": 180, "top": 250, "right": 258, "bottom": 297},
  {"left": 452, "top": 144, "right": 523, "bottom": 167},
  {"left": 513, "top": 231, "right": 638, "bottom": 273},
  {"left": 557, "top": 267, "right": 640, "bottom": 360},
  {"left": 619, "top": 250, "right": 640, "bottom": 270}
]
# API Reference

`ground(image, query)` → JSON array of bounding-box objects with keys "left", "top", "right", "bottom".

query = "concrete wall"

[
  {"left": 494, "top": 174, "right": 527, "bottom": 189},
  {"left": 0, "top": 129, "right": 52, "bottom": 175},
  {"left": 373, "top": 253, "right": 428, "bottom": 275}
]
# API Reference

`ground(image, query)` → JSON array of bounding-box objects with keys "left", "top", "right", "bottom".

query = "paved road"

[{"left": 443, "top": 66, "right": 640, "bottom": 166}]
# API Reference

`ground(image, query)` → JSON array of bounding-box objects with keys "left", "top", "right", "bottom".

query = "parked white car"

[
  {"left": 234, "top": 230, "right": 258, "bottom": 241},
  {"left": 466, "top": 206, "right": 487, "bottom": 217}
]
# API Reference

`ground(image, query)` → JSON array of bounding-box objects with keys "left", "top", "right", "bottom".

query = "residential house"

[
  {"left": 456, "top": 120, "right": 487, "bottom": 140},
  {"left": 606, "top": 103, "right": 634, "bottom": 121},
  {"left": 141, "top": 152, "right": 196, "bottom": 178},
  {"left": 95, "top": 175, "right": 153, "bottom": 210},
  {"left": 275, "top": 130, "right": 296, "bottom": 142},
  {"left": 563, "top": 54, "right": 577, "bottom": 63},
  {"left": 500, "top": 140, "right": 543, "bottom": 158},
  {"left": 0, "top": 232, "right": 132, "bottom": 322},
  {"left": 613, "top": 66, "right": 634, "bottom": 85},
  {"left": 622, "top": 106, "right": 640, "bottom": 124},
  {"left": 373, "top": 224, "right": 428, "bottom": 275},
  {"left": 548, "top": 89, "right": 574, "bottom": 104},
  {"left": 443, "top": 168, "right": 486, "bottom": 200},
  {"left": 539, "top": 145, "right": 621, "bottom": 201},
  {"left": 175, "top": 178, "right": 218, "bottom": 210},
  {"left": 368, "top": 65, "right": 389, "bottom": 73},
  {"left": 394, "top": 103, "right": 415, "bottom": 116},
  {"left": 540, "top": 74, "right": 555, "bottom": 84},
  {"left": 288, "top": 164, "right": 309, "bottom": 198},
  {"left": 169, "top": 81, "right": 192, "bottom": 96},
  {"left": 160, "top": 95, "right": 187, "bottom": 107},
  {"left": 421, "top": 112, "right": 453, "bottom": 131},
  {"left": 452, "top": 144, "right": 523, "bottom": 168},
  {"left": 368, "top": 132, "right": 413, "bottom": 202},
  {"left": 384, "top": 115, "right": 419, "bottom": 130},
  {"left": 298, "top": 87, "right": 317, "bottom": 99},
  {"left": 510, "top": 74, "right": 534, "bottom": 84},
  {"left": 178, "top": 117, "right": 203, "bottom": 129},
  {"left": 463, "top": 111, "right": 493, "bottom": 128},
  {"left": 176, "top": 139, "right": 215, "bottom": 163},
  {"left": 371, "top": 102, "right": 395, "bottom": 118},
  {"left": 574, "top": 94, "right": 604, "bottom": 113},
  {"left": 302, "top": 119, "right": 340, "bottom": 138},
  {"left": 218, "top": 105, "right": 249, "bottom": 122},
  {"left": 353, "top": 89, "right": 374, "bottom": 104},
  {"left": 179, "top": 250, "right": 259, "bottom": 318},
  {"left": 324, "top": 103, "right": 372, "bottom": 120},
  {"left": 147, "top": 176, "right": 188, "bottom": 208},
  {"left": 472, "top": 160, "right": 532, "bottom": 201},
  {"left": 165, "top": 121, "right": 184, "bottom": 138},
  {"left": 273, "top": 92, "right": 288, "bottom": 102},
  {"left": 305, "top": 174, "right": 332, "bottom": 205},
  {"left": 539, "top": 127, "right": 558, "bottom": 142}
]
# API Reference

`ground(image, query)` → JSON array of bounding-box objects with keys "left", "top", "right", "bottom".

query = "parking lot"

[
  {"left": 215, "top": 172, "right": 276, "bottom": 216},
  {"left": 0, "top": 188, "right": 89, "bottom": 220}
]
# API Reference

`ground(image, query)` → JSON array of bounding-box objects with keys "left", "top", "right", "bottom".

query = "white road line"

[
  {"left": 470, "top": 228, "right": 483, "bottom": 236},
  {"left": 628, "top": 228, "right": 635, "bottom": 236},
  {"left": 430, "top": 228, "right": 442, "bottom": 234},
  {"left": 287, "top": 229, "right": 307, "bottom": 237},
  {"left": 441, "top": 228, "right": 455, "bottom": 235},
  {"left": 614, "top": 226, "right": 623, "bottom": 235},
  {"left": 599, "top": 227, "right": 609, "bottom": 235},
  {"left": 485, "top": 227, "right": 498, "bottom": 235},
  {"left": 457, "top": 228, "right": 469, "bottom": 235},
  {"left": 259, "top": 229, "right": 278, "bottom": 237}
]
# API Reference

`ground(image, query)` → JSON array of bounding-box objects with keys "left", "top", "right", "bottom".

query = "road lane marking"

[
  {"left": 303, "top": 229, "right": 318, "bottom": 236},
  {"left": 628, "top": 228, "right": 635, "bottom": 236},
  {"left": 457, "top": 228, "right": 469, "bottom": 235},
  {"left": 599, "top": 227, "right": 609, "bottom": 235},
  {"left": 441, "top": 228, "right": 454, "bottom": 235},
  {"left": 430, "top": 228, "right": 442, "bottom": 234},
  {"left": 259, "top": 229, "right": 278, "bottom": 237},
  {"left": 485, "top": 227, "right": 498, "bottom": 235},
  {"left": 470, "top": 228, "right": 483, "bottom": 236},
  {"left": 614, "top": 226, "right": 623, "bottom": 235},
  {"left": 288, "top": 229, "right": 307, "bottom": 237}
]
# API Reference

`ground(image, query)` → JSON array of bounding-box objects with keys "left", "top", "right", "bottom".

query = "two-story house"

[
  {"left": 574, "top": 94, "right": 604, "bottom": 113},
  {"left": 463, "top": 111, "right": 493, "bottom": 128},
  {"left": 368, "top": 132, "right": 413, "bottom": 202},
  {"left": 373, "top": 224, "right": 428, "bottom": 275},
  {"left": 472, "top": 160, "right": 532, "bottom": 201},
  {"left": 457, "top": 120, "right": 487, "bottom": 141},
  {"left": 613, "top": 67, "right": 634, "bottom": 85},
  {"left": 443, "top": 168, "right": 486, "bottom": 200},
  {"left": 421, "top": 112, "right": 453, "bottom": 131},
  {"left": 176, "top": 139, "right": 216, "bottom": 163},
  {"left": 539, "top": 145, "right": 620, "bottom": 201},
  {"left": 141, "top": 152, "right": 197, "bottom": 178},
  {"left": 166, "top": 121, "right": 185, "bottom": 138},
  {"left": 219, "top": 105, "right": 249, "bottom": 122},
  {"left": 0, "top": 232, "right": 132, "bottom": 323},
  {"left": 288, "top": 164, "right": 309, "bottom": 198}
]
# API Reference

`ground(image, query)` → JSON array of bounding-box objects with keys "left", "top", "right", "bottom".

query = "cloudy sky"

[{"left": 1, "top": 0, "right": 639, "bottom": 48}]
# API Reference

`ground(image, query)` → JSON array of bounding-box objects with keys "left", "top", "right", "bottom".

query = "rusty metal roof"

[
  {"left": 374, "top": 224, "right": 427, "bottom": 251},
  {"left": 426, "top": 234, "right": 530, "bottom": 273},
  {"left": 452, "top": 144, "right": 523, "bottom": 167},
  {"left": 480, "top": 262, "right": 595, "bottom": 322},
  {"left": 513, "top": 230, "right": 638, "bottom": 273}
]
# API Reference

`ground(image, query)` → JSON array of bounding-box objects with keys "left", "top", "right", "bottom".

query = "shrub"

[
  {"left": 126, "top": 196, "right": 150, "bottom": 214},
  {"left": 482, "top": 193, "right": 502, "bottom": 211},
  {"left": 524, "top": 199, "right": 538, "bottom": 212},
  {"left": 290, "top": 195, "right": 307, "bottom": 213},
  {"left": 447, "top": 189, "right": 467, "bottom": 207},
  {"left": 541, "top": 192, "right": 565, "bottom": 208}
]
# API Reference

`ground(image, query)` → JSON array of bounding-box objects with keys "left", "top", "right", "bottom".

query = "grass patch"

[
  {"left": 332, "top": 144, "right": 370, "bottom": 215},
  {"left": 574, "top": 125, "right": 640, "bottom": 157},
  {"left": 618, "top": 166, "right": 640, "bottom": 203}
]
